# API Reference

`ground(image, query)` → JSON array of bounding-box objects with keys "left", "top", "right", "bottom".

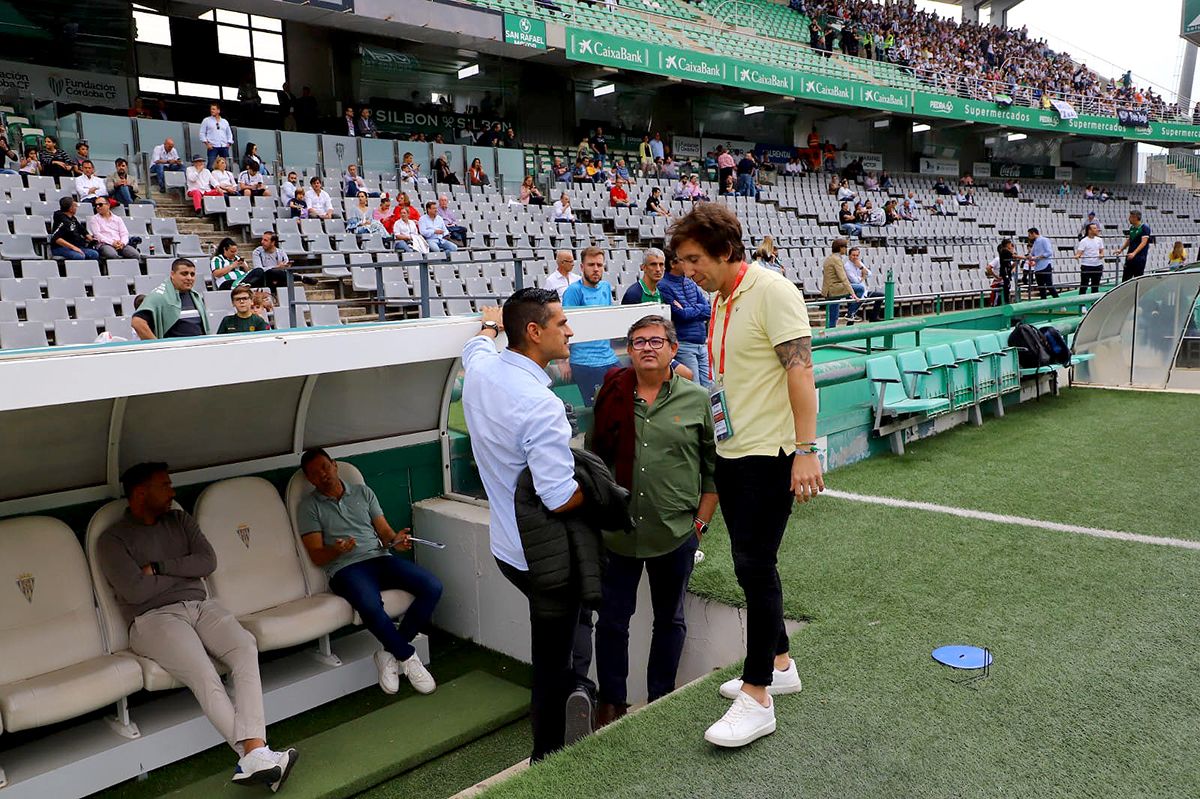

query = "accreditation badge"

[{"left": 708, "top": 383, "right": 734, "bottom": 442}]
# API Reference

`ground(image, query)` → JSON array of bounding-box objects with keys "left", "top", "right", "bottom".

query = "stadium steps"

[{"left": 162, "top": 670, "right": 528, "bottom": 799}]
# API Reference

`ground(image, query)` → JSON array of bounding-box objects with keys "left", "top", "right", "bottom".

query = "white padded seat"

[
  {"left": 285, "top": 461, "right": 414, "bottom": 622},
  {"left": 0, "top": 517, "right": 142, "bottom": 732},
  {"left": 195, "top": 476, "right": 353, "bottom": 650}
]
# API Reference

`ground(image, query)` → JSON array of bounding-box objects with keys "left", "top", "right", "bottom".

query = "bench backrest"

[
  {"left": 865, "top": 354, "right": 908, "bottom": 406},
  {"left": 285, "top": 460, "right": 367, "bottom": 596}
]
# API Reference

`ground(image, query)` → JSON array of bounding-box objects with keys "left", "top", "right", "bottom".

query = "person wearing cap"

[
  {"left": 87, "top": 198, "right": 139, "bottom": 260},
  {"left": 185, "top": 155, "right": 221, "bottom": 212}
]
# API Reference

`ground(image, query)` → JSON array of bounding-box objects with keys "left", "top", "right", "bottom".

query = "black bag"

[
  {"left": 1039, "top": 326, "right": 1071, "bottom": 366},
  {"left": 1008, "top": 322, "right": 1050, "bottom": 369}
]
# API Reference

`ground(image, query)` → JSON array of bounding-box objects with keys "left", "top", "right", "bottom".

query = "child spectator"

[
  {"left": 288, "top": 187, "right": 308, "bottom": 218},
  {"left": 217, "top": 285, "right": 271, "bottom": 334}
]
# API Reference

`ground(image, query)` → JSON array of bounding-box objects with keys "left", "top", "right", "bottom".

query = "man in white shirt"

[
  {"left": 552, "top": 193, "right": 575, "bottom": 223},
  {"left": 418, "top": 202, "right": 457, "bottom": 252},
  {"left": 280, "top": 171, "right": 300, "bottom": 204},
  {"left": 199, "top": 103, "right": 234, "bottom": 170},
  {"left": 237, "top": 163, "right": 271, "bottom": 197},
  {"left": 150, "top": 137, "right": 182, "bottom": 192},
  {"left": 1074, "top": 222, "right": 1105, "bottom": 294},
  {"left": 305, "top": 177, "right": 334, "bottom": 220},
  {"left": 461, "top": 291, "right": 589, "bottom": 764},
  {"left": 74, "top": 160, "right": 108, "bottom": 207},
  {"left": 542, "top": 249, "right": 581, "bottom": 297}
]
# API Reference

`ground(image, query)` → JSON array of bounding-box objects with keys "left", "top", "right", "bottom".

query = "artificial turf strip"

[
  {"left": 163, "top": 671, "right": 528, "bottom": 799},
  {"left": 828, "top": 387, "right": 1200, "bottom": 540},
  {"left": 483, "top": 498, "right": 1200, "bottom": 799}
]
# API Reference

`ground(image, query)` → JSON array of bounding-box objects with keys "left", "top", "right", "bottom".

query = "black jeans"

[
  {"left": 1122, "top": 260, "right": 1146, "bottom": 282},
  {"left": 1034, "top": 268, "right": 1059, "bottom": 299},
  {"left": 496, "top": 559, "right": 595, "bottom": 762},
  {"left": 595, "top": 535, "right": 698, "bottom": 706},
  {"left": 1079, "top": 265, "right": 1103, "bottom": 294},
  {"left": 714, "top": 452, "right": 794, "bottom": 687}
]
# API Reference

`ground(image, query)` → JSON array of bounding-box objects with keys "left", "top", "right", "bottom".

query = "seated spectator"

[
  {"left": 237, "top": 162, "right": 271, "bottom": 197},
  {"left": 343, "top": 164, "right": 378, "bottom": 198},
  {"left": 150, "top": 137, "right": 183, "bottom": 192},
  {"left": 552, "top": 157, "right": 571, "bottom": 183},
  {"left": 828, "top": 174, "right": 841, "bottom": 195},
  {"left": 553, "top": 192, "right": 576, "bottom": 222},
  {"left": 844, "top": 247, "right": 884, "bottom": 322},
  {"left": 251, "top": 290, "right": 274, "bottom": 324},
  {"left": 132, "top": 258, "right": 209, "bottom": 339},
  {"left": 933, "top": 177, "right": 952, "bottom": 195},
  {"left": 418, "top": 201, "right": 457, "bottom": 252},
  {"left": 209, "top": 156, "right": 239, "bottom": 197},
  {"left": 287, "top": 186, "right": 308, "bottom": 218},
  {"left": 879, "top": 170, "right": 893, "bottom": 190},
  {"left": 254, "top": 231, "right": 315, "bottom": 286},
  {"left": 432, "top": 156, "right": 459, "bottom": 186},
  {"left": 306, "top": 177, "right": 335, "bottom": 220},
  {"left": 862, "top": 172, "right": 879, "bottom": 191},
  {"left": 388, "top": 202, "right": 426, "bottom": 254},
  {"left": 883, "top": 199, "right": 900, "bottom": 225},
  {"left": 931, "top": 197, "right": 949, "bottom": 215},
  {"left": 374, "top": 196, "right": 395, "bottom": 229},
  {"left": 719, "top": 175, "right": 736, "bottom": 196},
  {"left": 40, "top": 134, "right": 75, "bottom": 178},
  {"left": 1084, "top": 185, "right": 1096, "bottom": 200},
  {"left": 836, "top": 182, "right": 858, "bottom": 203},
  {"left": 644, "top": 186, "right": 671, "bottom": 218},
  {"left": 298, "top": 449, "right": 441, "bottom": 695},
  {"left": 217, "top": 284, "right": 270, "bottom": 333},
  {"left": 1057, "top": 181, "right": 1071, "bottom": 196},
  {"left": 0, "top": 123, "right": 16, "bottom": 175},
  {"left": 400, "top": 152, "right": 426, "bottom": 185},
  {"left": 1003, "top": 179, "right": 1022, "bottom": 198},
  {"left": 838, "top": 201, "right": 861, "bottom": 236},
  {"left": 613, "top": 158, "right": 631, "bottom": 181},
  {"left": 749, "top": 238, "right": 783, "bottom": 274},
  {"left": 241, "top": 142, "right": 269, "bottom": 176},
  {"left": 959, "top": 174, "right": 975, "bottom": 187},
  {"left": 467, "top": 158, "right": 490, "bottom": 187},
  {"left": 280, "top": 171, "right": 301, "bottom": 204},
  {"left": 610, "top": 177, "right": 634, "bottom": 208},
  {"left": 50, "top": 197, "right": 99, "bottom": 260},
  {"left": 437, "top": 194, "right": 468, "bottom": 245},
  {"left": 672, "top": 176, "right": 691, "bottom": 201},
  {"left": 19, "top": 146, "right": 41, "bottom": 175},
  {"left": 211, "top": 237, "right": 259, "bottom": 290},
  {"left": 854, "top": 202, "right": 870, "bottom": 224},
  {"left": 185, "top": 155, "right": 219, "bottom": 213},
  {"left": 87, "top": 199, "right": 139, "bottom": 260},
  {"left": 660, "top": 157, "right": 679, "bottom": 181},
  {"left": 519, "top": 175, "right": 545, "bottom": 206},
  {"left": 572, "top": 158, "right": 590, "bottom": 184},
  {"left": 96, "top": 463, "right": 296, "bottom": 788},
  {"left": 898, "top": 195, "right": 916, "bottom": 221},
  {"left": 356, "top": 106, "right": 378, "bottom": 138},
  {"left": 395, "top": 191, "right": 421, "bottom": 222},
  {"left": 75, "top": 160, "right": 108, "bottom": 207},
  {"left": 346, "top": 192, "right": 387, "bottom": 236},
  {"left": 956, "top": 188, "right": 976, "bottom": 206},
  {"left": 1098, "top": 187, "right": 1110, "bottom": 202},
  {"left": 107, "top": 158, "right": 147, "bottom": 207}
]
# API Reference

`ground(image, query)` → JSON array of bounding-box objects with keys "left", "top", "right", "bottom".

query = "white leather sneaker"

[
  {"left": 400, "top": 653, "right": 436, "bottom": 694},
  {"left": 718, "top": 658, "right": 802, "bottom": 700},
  {"left": 374, "top": 650, "right": 400, "bottom": 695},
  {"left": 269, "top": 747, "right": 298, "bottom": 793},
  {"left": 231, "top": 746, "right": 282, "bottom": 787},
  {"left": 703, "top": 691, "right": 776, "bottom": 748}
]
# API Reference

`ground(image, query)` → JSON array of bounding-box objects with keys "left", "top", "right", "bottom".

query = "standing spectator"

[
  {"left": 561, "top": 247, "right": 619, "bottom": 406},
  {"left": 87, "top": 199, "right": 139, "bottom": 260},
  {"left": 735, "top": 151, "right": 758, "bottom": 197},
  {"left": 1116, "top": 210, "right": 1152, "bottom": 281},
  {"left": 842, "top": 247, "right": 879, "bottom": 321},
  {"left": 305, "top": 177, "right": 335, "bottom": 220},
  {"left": 74, "top": 160, "right": 107, "bottom": 207},
  {"left": 588, "top": 314, "right": 717, "bottom": 727},
  {"left": 821, "top": 238, "right": 854, "bottom": 327},
  {"left": 217, "top": 284, "right": 271, "bottom": 333},
  {"left": 50, "top": 198, "right": 99, "bottom": 260},
  {"left": 356, "top": 106, "right": 378, "bottom": 138},
  {"left": 437, "top": 195, "right": 468, "bottom": 245},
  {"left": 553, "top": 192, "right": 576, "bottom": 222},
  {"left": 199, "top": 103, "right": 233, "bottom": 170},
  {"left": 150, "top": 137, "right": 182, "bottom": 192},
  {"left": 132, "top": 258, "right": 210, "bottom": 339},
  {"left": 237, "top": 162, "right": 271, "bottom": 197},
  {"left": 590, "top": 127, "right": 609, "bottom": 166},
  {"left": 277, "top": 82, "right": 296, "bottom": 130},
  {"left": 657, "top": 251, "right": 711, "bottom": 386},
  {"left": 1074, "top": 223, "right": 1105, "bottom": 294},
  {"left": 341, "top": 106, "right": 358, "bottom": 137},
  {"left": 649, "top": 132, "right": 665, "bottom": 162},
  {"left": 639, "top": 135, "right": 653, "bottom": 173},
  {"left": 668, "top": 203, "right": 819, "bottom": 749},
  {"left": 1025, "top": 227, "right": 1059, "bottom": 299},
  {"left": 716, "top": 146, "right": 735, "bottom": 187},
  {"left": 543, "top": 250, "right": 581, "bottom": 298},
  {"left": 418, "top": 201, "right": 457, "bottom": 252},
  {"left": 986, "top": 239, "right": 1018, "bottom": 306},
  {"left": 185, "top": 155, "right": 220, "bottom": 212},
  {"left": 621, "top": 248, "right": 666, "bottom": 304},
  {"left": 295, "top": 86, "right": 318, "bottom": 132}
]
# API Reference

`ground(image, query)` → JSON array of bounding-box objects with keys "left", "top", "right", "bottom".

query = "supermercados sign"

[{"left": 0, "top": 59, "right": 128, "bottom": 106}]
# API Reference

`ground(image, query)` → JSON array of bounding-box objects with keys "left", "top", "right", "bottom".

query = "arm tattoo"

[{"left": 774, "top": 336, "right": 813, "bottom": 370}]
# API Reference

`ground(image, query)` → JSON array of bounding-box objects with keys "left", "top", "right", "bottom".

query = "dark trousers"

[
  {"left": 496, "top": 559, "right": 595, "bottom": 762},
  {"left": 595, "top": 535, "right": 698, "bottom": 706},
  {"left": 1122, "top": 260, "right": 1146, "bottom": 282},
  {"left": 328, "top": 553, "right": 443, "bottom": 661},
  {"left": 1034, "top": 268, "right": 1059, "bottom": 299},
  {"left": 715, "top": 452, "right": 793, "bottom": 687},
  {"left": 1079, "top": 265, "right": 1103, "bottom": 294},
  {"left": 571, "top": 363, "right": 614, "bottom": 408}
]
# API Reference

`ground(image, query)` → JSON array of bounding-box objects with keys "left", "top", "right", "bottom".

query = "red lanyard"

[{"left": 707, "top": 262, "right": 749, "bottom": 382}]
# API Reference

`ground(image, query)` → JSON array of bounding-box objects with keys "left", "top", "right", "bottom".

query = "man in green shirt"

[
  {"left": 217, "top": 285, "right": 271, "bottom": 334},
  {"left": 621, "top": 248, "right": 666, "bottom": 305},
  {"left": 589, "top": 314, "right": 718, "bottom": 726}
]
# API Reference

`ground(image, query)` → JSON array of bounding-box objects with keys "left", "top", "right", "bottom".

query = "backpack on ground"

[
  {"left": 1008, "top": 322, "right": 1050, "bottom": 369},
  {"left": 1039, "top": 326, "right": 1071, "bottom": 366}
]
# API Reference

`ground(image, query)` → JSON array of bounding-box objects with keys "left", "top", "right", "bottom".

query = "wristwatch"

[
  {"left": 694, "top": 518, "right": 709, "bottom": 536},
  {"left": 481, "top": 320, "right": 500, "bottom": 333}
]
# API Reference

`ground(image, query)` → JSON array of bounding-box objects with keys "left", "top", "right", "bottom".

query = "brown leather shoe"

[{"left": 596, "top": 701, "right": 628, "bottom": 729}]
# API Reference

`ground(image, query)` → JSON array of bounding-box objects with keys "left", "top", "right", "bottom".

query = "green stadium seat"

[
  {"left": 896, "top": 349, "right": 951, "bottom": 414},
  {"left": 974, "top": 333, "right": 1020, "bottom": 395},
  {"left": 952, "top": 338, "right": 1005, "bottom": 418},
  {"left": 925, "top": 344, "right": 977, "bottom": 416},
  {"left": 865, "top": 353, "right": 950, "bottom": 454}
]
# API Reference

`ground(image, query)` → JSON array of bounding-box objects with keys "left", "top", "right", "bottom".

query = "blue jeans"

[
  {"left": 0, "top": 168, "right": 17, "bottom": 175},
  {"left": 427, "top": 236, "right": 457, "bottom": 253},
  {"left": 150, "top": 163, "right": 183, "bottom": 191},
  {"left": 206, "top": 146, "right": 230, "bottom": 170},
  {"left": 111, "top": 184, "right": 137, "bottom": 206},
  {"left": 595, "top": 535, "right": 698, "bottom": 706},
  {"left": 52, "top": 245, "right": 100, "bottom": 260},
  {"left": 675, "top": 340, "right": 712, "bottom": 387},
  {"left": 825, "top": 294, "right": 850, "bottom": 328},
  {"left": 328, "top": 553, "right": 443, "bottom": 661},
  {"left": 840, "top": 222, "right": 862, "bottom": 237},
  {"left": 571, "top": 362, "right": 615, "bottom": 407}
]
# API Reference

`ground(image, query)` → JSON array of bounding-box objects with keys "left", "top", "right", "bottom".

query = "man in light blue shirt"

[
  {"left": 418, "top": 201, "right": 457, "bottom": 252},
  {"left": 199, "top": 103, "right": 233, "bottom": 170},
  {"left": 462, "top": 292, "right": 593, "bottom": 762},
  {"left": 649, "top": 132, "right": 665, "bottom": 161},
  {"left": 561, "top": 247, "right": 619, "bottom": 407},
  {"left": 1025, "top": 227, "right": 1059, "bottom": 300}
]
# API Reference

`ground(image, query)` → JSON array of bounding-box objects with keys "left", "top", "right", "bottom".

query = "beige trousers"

[{"left": 130, "top": 599, "right": 266, "bottom": 749}]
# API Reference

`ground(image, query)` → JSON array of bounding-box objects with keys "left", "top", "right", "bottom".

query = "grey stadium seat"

[
  {"left": 54, "top": 318, "right": 99, "bottom": 345},
  {"left": 46, "top": 276, "right": 88, "bottom": 300},
  {"left": 74, "top": 296, "right": 120, "bottom": 320},
  {"left": 0, "top": 277, "right": 43, "bottom": 303},
  {"left": 20, "top": 259, "right": 61, "bottom": 281},
  {"left": 103, "top": 316, "right": 135, "bottom": 340},
  {"left": 24, "top": 298, "right": 70, "bottom": 327},
  {"left": 0, "top": 321, "right": 48, "bottom": 349}
]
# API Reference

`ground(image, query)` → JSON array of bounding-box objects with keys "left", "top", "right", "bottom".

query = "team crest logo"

[
  {"left": 16, "top": 573, "right": 34, "bottom": 603},
  {"left": 236, "top": 524, "right": 251, "bottom": 548},
  {"left": 49, "top": 76, "right": 65, "bottom": 96},
  {"left": 519, "top": 18, "right": 531, "bottom": 32}
]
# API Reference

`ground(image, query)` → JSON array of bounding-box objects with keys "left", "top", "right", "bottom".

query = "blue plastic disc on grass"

[{"left": 932, "top": 645, "right": 992, "bottom": 670}]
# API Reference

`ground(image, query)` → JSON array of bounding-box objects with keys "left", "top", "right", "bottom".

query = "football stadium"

[{"left": 0, "top": 0, "right": 1199, "bottom": 796}]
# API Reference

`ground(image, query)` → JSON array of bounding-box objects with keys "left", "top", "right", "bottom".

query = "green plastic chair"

[
  {"left": 975, "top": 333, "right": 1019, "bottom": 394},
  {"left": 926, "top": 343, "right": 974, "bottom": 412},
  {"left": 895, "top": 349, "right": 951, "bottom": 413},
  {"left": 865, "top": 354, "right": 951, "bottom": 432}
]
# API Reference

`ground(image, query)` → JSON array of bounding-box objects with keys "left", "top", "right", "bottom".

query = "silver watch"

[{"left": 481, "top": 320, "right": 500, "bottom": 333}]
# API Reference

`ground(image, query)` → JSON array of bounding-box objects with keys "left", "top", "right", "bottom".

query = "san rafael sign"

[{"left": 504, "top": 14, "right": 547, "bottom": 50}]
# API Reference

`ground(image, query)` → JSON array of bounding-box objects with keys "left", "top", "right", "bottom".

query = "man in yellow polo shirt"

[{"left": 668, "top": 203, "right": 824, "bottom": 748}]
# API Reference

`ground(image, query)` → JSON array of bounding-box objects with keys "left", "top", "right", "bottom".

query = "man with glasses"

[{"left": 589, "top": 314, "right": 717, "bottom": 727}]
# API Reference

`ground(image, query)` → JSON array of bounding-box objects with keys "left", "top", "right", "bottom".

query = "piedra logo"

[{"left": 929, "top": 99, "right": 955, "bottom": 114}]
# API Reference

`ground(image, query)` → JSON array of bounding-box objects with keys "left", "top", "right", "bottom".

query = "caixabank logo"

[
  {"left": 577, "top": 38, "right": 646, "bottom": 66},
  {"left": 860, "top": 88, "right": 907, "bottom": 109},
  {"left": 664, "top": 53, "right": 723, "bottom": 79},
  {"left": 738, "top": 67, "right": 792, "bottom": 91},
  {"left": 803, "top": 78, "right": 851, "bottom": 101}
]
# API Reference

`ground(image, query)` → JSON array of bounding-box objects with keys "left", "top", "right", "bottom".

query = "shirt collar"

[
  {"left": 500, "top": 348, "right": 552, "bottom": 387},
  {"left": 314, "top": 480, "right": 349, "bottom": 503},
  {"left": 638, "top": 278, "right": 661, "bottom": 298},
  {"left": 718, "top": 262, "right": 760, "bottom": 307},
  {"left": 633, "top": 372, "right": 675, "bottom": 402}
]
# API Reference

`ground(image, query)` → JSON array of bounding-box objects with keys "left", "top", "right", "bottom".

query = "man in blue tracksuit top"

[
  {"left": 1025, "top": 227, "right": 1059, "bottom": 300},
  {"left": 657, "top": 254, "right": 712, "bottom": 386},
  {"left": 561, "top": 246, "right": 619, "bottom": 406}
]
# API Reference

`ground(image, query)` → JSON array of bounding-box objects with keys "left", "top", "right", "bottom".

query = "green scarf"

[{"left": 139, "top": 279, "right": 209, "bottom": 338}]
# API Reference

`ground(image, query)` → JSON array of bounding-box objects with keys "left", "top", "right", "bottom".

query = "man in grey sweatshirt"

[{"left": 97, "top": 462, "right": 298, "bottom": 790}]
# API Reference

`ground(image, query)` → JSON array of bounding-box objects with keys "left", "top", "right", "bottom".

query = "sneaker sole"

[
  {"left": 718, "top": 678, "right": 803, "bottom": 700},
  {"left": 374, "top": 652, "right": 399, "bottom": 695},
  {"left": 232, "top": 765, "right": 283, "bottom": 787},
  {"left": 564, "top": 691, "right": 594, "bottom": 746},
  {"left": 271, "top": 749, "right": 299, "bottom": 793},
  {"left": 704, "top": 717, "right": 777, "bottom": 748}
]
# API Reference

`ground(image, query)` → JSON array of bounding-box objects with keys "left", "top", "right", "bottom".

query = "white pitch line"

[{"left": 823, "top": 489, "right": 1200, "bottom": 551}]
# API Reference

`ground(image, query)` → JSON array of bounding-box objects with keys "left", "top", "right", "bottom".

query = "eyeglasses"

[{"left": 630, "top": 336, "right": 668, "bottom": 350}]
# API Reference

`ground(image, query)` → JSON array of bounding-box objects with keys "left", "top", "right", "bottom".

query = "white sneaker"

[
  {"left": 374, "top": 650, "right": 400, "bottom": 695},
  {"left": 269, "top": 747, "right": 298, "bottom": 793},
  {"left": 718, "top": 659, "right": 802, "bottom": 700},
  {"left": 231, "top": 746, "right": 282, "bottom": 787},
  {"left": 703, "top": 691, "right": 776, "bottom": 748},
  {"left": 400, "top": 653, "right": 436, "bottom": 694}
]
